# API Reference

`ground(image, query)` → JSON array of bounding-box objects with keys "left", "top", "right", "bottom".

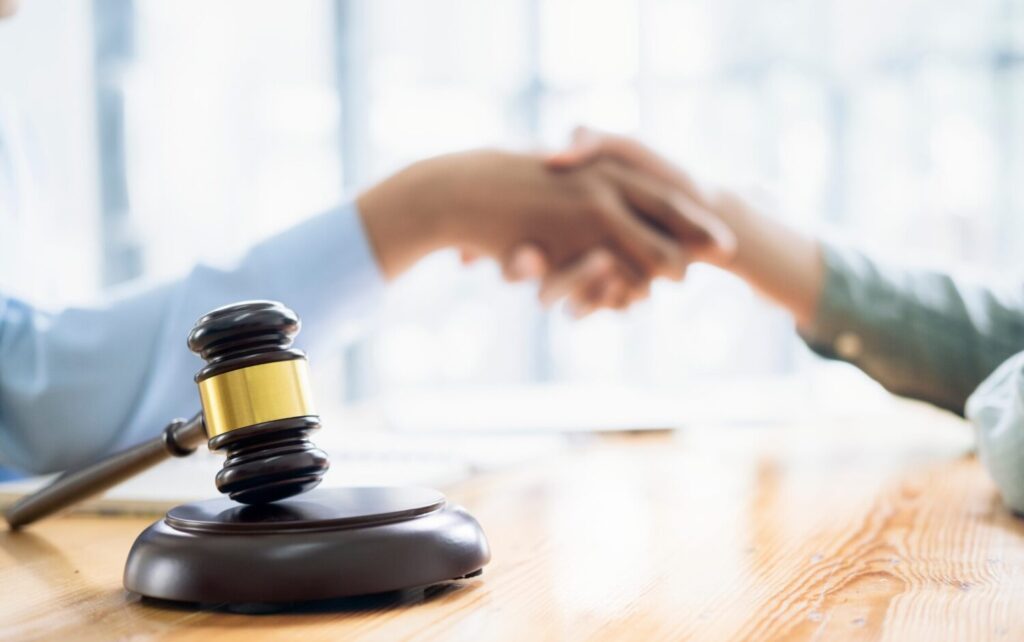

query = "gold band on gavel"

[{"left": 198, "top": 359, "right": 317, "bottom": 438}]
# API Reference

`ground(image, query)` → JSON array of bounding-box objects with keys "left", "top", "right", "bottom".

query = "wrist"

[
  {"left": 356, "top": 158, "right": 456, "bottom": 280},
  {"left": 700, "top": 188, "right": 751, "bottom": 273},
  {"left": 410, "top": 149, "right": 509, "bottom": 251},
  {"left": 703, "top": 189, "right": 825, "bottom": 327}
]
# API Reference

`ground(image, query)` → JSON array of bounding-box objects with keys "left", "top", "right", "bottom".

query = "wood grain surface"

[{"left": 2, "top": 402, "right": 1023, "bottom": 641}]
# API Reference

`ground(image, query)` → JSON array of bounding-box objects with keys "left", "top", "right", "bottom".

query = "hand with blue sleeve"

[
  {"left": 0, "top": 149, "right": 695, "bottom": 475},
  {"left": 0, "top": 202, "right": 380, "bottom": 475}
]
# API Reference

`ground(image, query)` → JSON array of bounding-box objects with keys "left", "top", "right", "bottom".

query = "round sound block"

[{"left": 123, "top": 486, "right": 490, "bottom": 604}]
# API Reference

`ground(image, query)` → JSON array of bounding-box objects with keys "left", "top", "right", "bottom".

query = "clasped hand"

[{"left": 357, "top": 130, "right": 736, "bottom": 315}]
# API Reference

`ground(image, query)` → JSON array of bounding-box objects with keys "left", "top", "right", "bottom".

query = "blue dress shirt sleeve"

[{"left": 0, "top": 201, "right": 383, "bottom": 475}]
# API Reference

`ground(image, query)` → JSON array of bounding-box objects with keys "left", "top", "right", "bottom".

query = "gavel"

[
  {"left": 5, "top": 299, "right": 489, "bottom": 603},
  {"left": 5, "top": 300, "right": 330, "bottom": 529}
]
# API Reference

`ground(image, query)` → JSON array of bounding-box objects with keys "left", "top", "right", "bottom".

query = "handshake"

[{"left": 358, "top": 129, "right": 759, "bottom": 318}]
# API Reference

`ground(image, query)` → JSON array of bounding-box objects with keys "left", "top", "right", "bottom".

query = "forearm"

[
  {"left": 546, "top": 130, "right": 1023, "bottom": 412},
  {"left": 356, "top": 149, "right": 617, "bottom": 281},
  {"left": 704, "top": 193, "right": 1024, "bottom": 414},
  {"left": 0, "top": 289, "right": 174, "bottom": 474},
  {"left": 798, "top": 245, "right": 1024, "bottom": 414},
  {"left": 357, "top": 158, "right": 457, "bottom": 280},
  {"left": 706, "top": 190, "right": 825, "bottom": 328},
  {"left": 0, "top": 203, "right": 382, "bottom": 475}
]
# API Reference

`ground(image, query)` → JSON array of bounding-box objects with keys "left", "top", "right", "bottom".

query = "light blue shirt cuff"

[
  {"left": 0, "top": 200, "right": 384, "bottom": 475},
  {"left": 117, "top": 200, "right": 386, "bottom": 451},
  {"left": 239, "top": 200, "right": 385, "bottom": 349}
]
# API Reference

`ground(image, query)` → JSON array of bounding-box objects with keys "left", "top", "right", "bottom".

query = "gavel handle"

[{"left": 4, "top": 412, "right": 206, "bottom": 530}]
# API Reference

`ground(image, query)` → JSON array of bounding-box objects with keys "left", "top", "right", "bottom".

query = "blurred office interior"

[{"left": 2, "top": 0, "right": 1022, "bottom": 425}]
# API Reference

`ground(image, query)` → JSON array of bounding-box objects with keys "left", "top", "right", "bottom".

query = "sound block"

[{"left": 123, "top": 486, "right": 490, "bottom": 604}]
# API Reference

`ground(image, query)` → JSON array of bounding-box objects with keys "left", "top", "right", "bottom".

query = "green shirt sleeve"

[{"left": 798, "top": 243, "right": 1024, "bottom": 415}]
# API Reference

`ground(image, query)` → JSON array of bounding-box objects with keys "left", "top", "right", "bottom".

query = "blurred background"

[{"left": 2, "top": 0, "right": 1022, "bottom": 424}]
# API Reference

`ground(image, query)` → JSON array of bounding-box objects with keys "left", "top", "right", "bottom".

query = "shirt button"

[{"left": 834, "top": 331, "right": 863, "bottom": 359}]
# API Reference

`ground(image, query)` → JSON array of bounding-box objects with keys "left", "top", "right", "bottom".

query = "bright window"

[{"left": 82, "top": 0, "right": 1024, "bottom": 401}]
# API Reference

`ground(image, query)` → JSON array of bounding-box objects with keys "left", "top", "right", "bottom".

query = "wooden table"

[{"left": 2, "top": 403, "right": 1023, "bottom": 641}]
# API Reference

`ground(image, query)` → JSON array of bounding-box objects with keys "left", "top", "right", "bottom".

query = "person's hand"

[
  {"left": 507, "top": 128, "right": 739, "bottom": 315},
  {"left": 465, "top": 243, "right": 649, "bottom": 319},
  {"left": 536, "top": 126, "right": 825, "bottom": 325},
  {"left": 356, "top": 149, "right": 694, "bottom": 282},
  {"left": 548, "top": 127, "right": 737, "bottom": 267}
]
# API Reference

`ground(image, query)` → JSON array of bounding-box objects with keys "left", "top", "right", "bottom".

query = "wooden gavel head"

[{"left": 188, "top": 301, "right": 329, "bottom": 505}]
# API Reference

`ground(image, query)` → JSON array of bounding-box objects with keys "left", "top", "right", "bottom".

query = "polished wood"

[
  {"left": 124, "top": 488, "right": 489, "bottom": 603},
  {"left": 2, "top": 402, "right": 1023, "bottom": 641}
]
